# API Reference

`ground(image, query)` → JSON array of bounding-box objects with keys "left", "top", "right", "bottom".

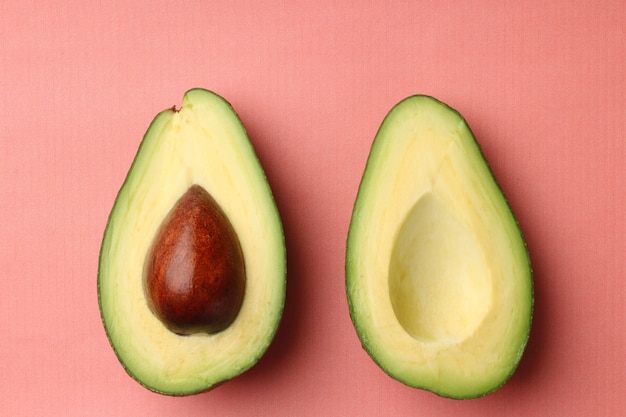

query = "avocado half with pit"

[
  {"left": 98, "top": 89, "right": 285, "bottom": 395},
  {"left": 346, "top": 95, "right": 533, "bottom": 399}
]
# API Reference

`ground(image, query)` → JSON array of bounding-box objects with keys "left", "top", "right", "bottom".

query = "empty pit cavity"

[{"left": 388, "top": 192, "right": 492, "bottom": 343}]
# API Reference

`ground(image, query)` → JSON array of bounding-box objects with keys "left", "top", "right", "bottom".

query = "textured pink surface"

[{"left": 1, "top": 1, "right": 624, "bottom": 415}]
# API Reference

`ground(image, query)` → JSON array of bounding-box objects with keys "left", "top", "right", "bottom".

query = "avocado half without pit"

[
  {"left": 346, "top": 95, "right": 533, "bottom": 399},
  {"left": 98, "top": 89, "right": 286, "bottom": 395}
]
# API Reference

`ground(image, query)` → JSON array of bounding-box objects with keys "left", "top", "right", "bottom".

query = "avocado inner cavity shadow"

[{"left": 388, "top": 192, "right": 492, "bottom": 343}]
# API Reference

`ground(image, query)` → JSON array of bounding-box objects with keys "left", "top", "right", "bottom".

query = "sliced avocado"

[
  {"left": 346, "top": 95, "right": 532, "bottom": 399},
  {"left": 98, "top": 89, "right": 285, "bottom": 395}
]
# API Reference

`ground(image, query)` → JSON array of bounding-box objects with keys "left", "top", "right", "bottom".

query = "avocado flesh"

[
  {"left": 346, "top": 95, "right": 532, "bottom": 399},
  {"left": 98, "top": 89, "right": 285, "bottom": 395}
]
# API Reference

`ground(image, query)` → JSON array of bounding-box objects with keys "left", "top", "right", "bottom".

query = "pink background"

[{"left": 1, "top": 1, "right": 624, "bottom": 415}]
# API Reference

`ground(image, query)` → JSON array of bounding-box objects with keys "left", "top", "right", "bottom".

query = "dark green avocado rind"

[
  {"left": 345, "top": 95, "right": 533, "bottom": 399},
  {"left": 97, "top": 89, "right": 286, "bottom": 396}
]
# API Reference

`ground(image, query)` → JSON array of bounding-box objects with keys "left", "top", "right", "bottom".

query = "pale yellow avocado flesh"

[
  {"left": 346, "top": 95, "right": 532, "bottom": 399},
  {"left": 98, "top": 89, "right": 285, "bottom": 395}
]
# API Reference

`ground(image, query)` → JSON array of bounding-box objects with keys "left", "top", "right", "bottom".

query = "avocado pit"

[{"left": 143, "top": 184, "right": 245, "bottom": 335}]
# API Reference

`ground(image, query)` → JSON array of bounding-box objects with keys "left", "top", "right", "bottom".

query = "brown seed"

[{"left": 143, "top": 184, "right": 245, "bottom": 335}]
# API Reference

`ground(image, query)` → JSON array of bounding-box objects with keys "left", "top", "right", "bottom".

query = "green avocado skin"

[
  {"left": 98, "top": 89, "right": 286, "bottom": 396},
  {"left": 346, "top": 95, "right": 533, "bottom": 399}
]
